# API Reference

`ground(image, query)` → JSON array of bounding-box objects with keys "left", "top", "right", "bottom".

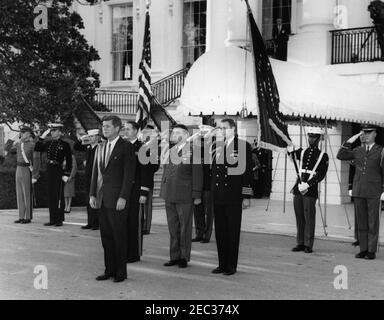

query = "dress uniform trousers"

[
  {"left": 47, "top": 164, "right": 65, "bottom": 224},
  {"left": 143, "top": 188, "right": 153, "bottom": 233},
  {"left": 354, "top": 197, "right": 380, "bottom": 253},
  {"left": 16, "top": 165, "right": 32, "bottom": 220},
  {"left": 194, "top": 190, "right": 214, "bottom": 241},
  {"left": 165, "top": 202, "right": 193, "bottom": 262},
  {"left": 214, "top": 202, "right": 242, "bottom": 272},
  {"left": 293, "top": 194, "right": 317, "bottom": 249},
  {"left": 127, "top": 189, "right": 143, "bottom": 260}
]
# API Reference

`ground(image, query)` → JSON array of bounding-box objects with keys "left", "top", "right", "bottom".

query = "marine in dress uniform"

[
  {"left": 289, "top": 127, "right": 329, "bottom": 253},
  {"left": 337, "top": 125, "right": 384, "bottom": 260},
  {"left": 74, "top": 129, "right": 100, "bottom": 230},
  {"left": 192, "top": 136, "right": 214, "bottom": 243},
  {"left": 160, "top": 124, "right": 203, "bottom": 268},
  {"left": 122, "top": 121, "right": 159, "bottom": 263},
  {"left": 35, "top": 123, "right": 72, "bottom": 227},
  {"left": 9, "top": 126, "right": 40, "bottom": 224},
  {"left": 210, "top": 119, "right": 253, "bottom": 276}
]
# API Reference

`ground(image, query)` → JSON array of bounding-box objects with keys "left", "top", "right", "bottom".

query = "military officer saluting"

[
  {"left": 35, "top": 123, "right": 72, "bottom": 227},
  {"left": 288, "top": 127, "right": 329, "bottom": 253},
  {"left": 337, "top": 124, "right": 384, "bottom": 260}
]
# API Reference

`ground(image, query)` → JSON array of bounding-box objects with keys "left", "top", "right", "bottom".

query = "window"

[
  {"left": 182, "top": 0, "right": 207, "bottom": 66},
  {"left": 262, "top": 0, "right": 292, "bottom": 40},
  {"left": 112, "top": 5, "right": 133, "bottom": 81}
]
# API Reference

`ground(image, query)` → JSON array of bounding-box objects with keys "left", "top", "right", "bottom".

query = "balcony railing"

[
  {"left": 330, "top": 26, "right": 383, "bottom": 64},
  {"left": 152, "top": 68, "right": 189, "bottom": 106},
  {"left": 94, "top": 90, "right": 138, "bottom": 114}
]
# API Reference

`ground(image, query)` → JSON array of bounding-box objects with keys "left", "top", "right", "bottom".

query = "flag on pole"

[
  {"left": 136, "top": 9, "right": 152, "bottom": 129},
  {"left": 245, "top": 0, "right": 292, "bottom": 153}
]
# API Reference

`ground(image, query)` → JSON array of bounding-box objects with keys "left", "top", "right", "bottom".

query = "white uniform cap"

[
  {"left": 87, "top": 129, "right": 100, "bottom": 136},
  {"left": 307, "top": 127, "right": 324, "bottom": 135}
]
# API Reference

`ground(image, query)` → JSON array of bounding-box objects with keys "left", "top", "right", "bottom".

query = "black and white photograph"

[{"left": 1, "top": 0, "right": 384, "bottom": 307}]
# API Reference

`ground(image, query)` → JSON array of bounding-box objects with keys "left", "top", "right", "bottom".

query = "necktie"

[
  {"left": 366, "top": 146, "right": 370, "bottom": 154},
  {"left": 105, "top": 142, "right": 111, "bottom": 165}
]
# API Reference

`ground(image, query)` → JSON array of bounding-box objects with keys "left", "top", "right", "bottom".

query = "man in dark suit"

[
  {"left": 337, "top": 124, "right": 384, "bottom": 260},
  {"left": 288, "top": 128, "right": 329, "bottom": 254},
  {"left": 89, "top": 115, "right": 136, "bottom": 282},
  {"left": 122, "top": 121, "right": 159, "bottom": 263},
  {"left": 74, "top": 129, "right": 100, "bottom": 230},
  {"left": 210, "top": 119, "right": 253, "bottom": 276},
  {"left": 160, "top": 124, "right": 203, "bottom": 268},
  {"left": 272, "top": 18, "right": 290, "bottom": 61}
]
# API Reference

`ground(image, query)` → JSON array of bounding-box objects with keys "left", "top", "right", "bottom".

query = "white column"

[
  {"left": 207, "top": 0, "right": 259, "bottom": 51},
  {"left": 288, "top": 0, "right": 335, "bottom": 66}
]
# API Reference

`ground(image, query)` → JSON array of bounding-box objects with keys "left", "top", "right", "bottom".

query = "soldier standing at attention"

[
  {"left": 8, "top": 126, "right": 40, "bottom": 224},
  {"left": 337, "top": 124, "right": 384, "bottom": 260},
  {"left": 35, "top": 123, "right": 72, "bottom": 227},
  {"left": 288, "top": 127, "right": 329, "bottom": 254}
]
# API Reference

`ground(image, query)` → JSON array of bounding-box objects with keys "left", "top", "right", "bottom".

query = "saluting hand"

[
  {"left": 116, "top": 197, "right": 126, "bottom": 211},
  {"left": 347, "top": 132, "right": 363, "bottom": 144}
]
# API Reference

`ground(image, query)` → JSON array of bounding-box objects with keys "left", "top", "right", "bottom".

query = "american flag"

[
  {"left": 136, "top": 9, "right": 152, "bottom": 129},
  {"left": 245, "top": 0, "right": 292, "bottom": 153}
]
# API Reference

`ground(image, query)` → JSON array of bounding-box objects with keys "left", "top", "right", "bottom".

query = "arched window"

[{"left": 262, "top": 0, "right": 292, "bottom": 40}]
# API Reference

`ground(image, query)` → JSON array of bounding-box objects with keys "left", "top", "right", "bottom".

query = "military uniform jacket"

[
  {"left": 160, "top": 143, "right": 203, "bottom": 204},
  {"left": 210, "top": 136, "right": 253, "bottom": 204},
  {"left": 74, "top": 140, "right": 97, "bottom": 192},
  {"left": 131, "top": 139, "right": 159, "bottom": 197},
  {"left": 291, "top": 146, "right": 329, "bottom": 199},
  {"left": 35, "top": 138, "right": 72, "bottom": 176},
  {"left": 337, "top": 142, "right": 384, "bottom": 199}
]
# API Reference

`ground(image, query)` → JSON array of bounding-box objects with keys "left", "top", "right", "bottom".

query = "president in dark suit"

[
  {"left": 210, "top": 119, "right": 253, "bottom": 276},
  {"left": 160, "top": 124, "right": 203, "bottom": 268},
  {"left": 272, "top": 18, "right": 290, "bottom": 61},
  {"left": 337, "top": 124, "right": 384, "bottom": 260},
  {"left": 89, "top": 115, "right": 136, "bottom": 282}
]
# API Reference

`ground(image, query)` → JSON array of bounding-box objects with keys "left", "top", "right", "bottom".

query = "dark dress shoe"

[
  {"left": 92, "top": 227, "right": 99, "bottom": 230},
  {"left": 292, "top": 245, "right": 305, "bottom": 252},
  {"left": 211, "top": 267, "right": 224, "bottom": 274},
  {"left": 113, "top": 276, "right": 127, "bottom": 283},
  {"left": 355, "top": 251, "right": 368, "bottom": 259},
  {"left": 64, "top": 210, "right": 71, "bottom": 214},
  {"left": 304, "top": 247, "right": 313, "bottom": 253},
  {"left": 96, "top": 274, "right": 112, "bottom": 281},
  {"left": 21, "top": 219, "right": 31, "bottom": 224},
  {"left": 54, "top": 222, "right": 63, "bottom": 227},
  {"left": 44, "top": 222, "right": 55, "bottom": 226},
  {"left": 200, "top": 239, "right": 210, "bottom": 243},
  {"left": 164, "top": 260, "right": 180, "bottom": 267},
  {"left": 143, "top": 230, "right": 150, "bottom": 235},
  {"left": 192, "top": 237, "right": 203, "bottom": 242},
  {"left": 81, "top": 225, "right": 92, "bottom": 230},
  {"left": 14, "top": 219, "right": 24, "bottom": 223},
  {"left": 223, "top": 270, "right": 236, "bottom": 276},
  {"left": 178, "top": 259, "right": 188, "bottom": 268},
  {"left": 365, "top": 252, "right": 376, "bottom": 260},
  {"left": 127, "top": 257, "right": 140, "bottom": 263},
  {"left": 352, "top": 240, "right": 359, "bottom": 247}
]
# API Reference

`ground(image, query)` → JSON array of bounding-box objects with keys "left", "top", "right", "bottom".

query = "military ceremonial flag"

[{"left": 245, "top": 0, "right": 292, "bottom": 153}]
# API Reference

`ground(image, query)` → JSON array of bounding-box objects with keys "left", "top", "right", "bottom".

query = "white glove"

[
  {"left": 381, "top": 192, "right": 384, "bottom": 201},
  {"left": 298, "top": 182, "right": 309, "bottom": 194},
  {"left": 287, "top": 145, "right": 296, "bottom": 153},
  {"left": 348, "top": 189, "right": 352, "bottom": 197},
  {"left": 347, "top": 132, "right": 363, "bottom": 144},
  {"left": 40, "top": 129, "right": 51, "bottom": 139},
  {"left": 32, "top": 178, "right": 37, "bottom": 184},
  {"left": 62, "top": 176, "right": 69, "bottom": 183}
]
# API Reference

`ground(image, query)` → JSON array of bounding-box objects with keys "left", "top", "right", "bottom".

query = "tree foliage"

[{"left": 0, "top": 0, "right": 100, "bottom": 126}]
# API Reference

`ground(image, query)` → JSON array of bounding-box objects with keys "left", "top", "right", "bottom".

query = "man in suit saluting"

[{"left": 89, "top": 115, "right": 136, "bottom": 282}]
